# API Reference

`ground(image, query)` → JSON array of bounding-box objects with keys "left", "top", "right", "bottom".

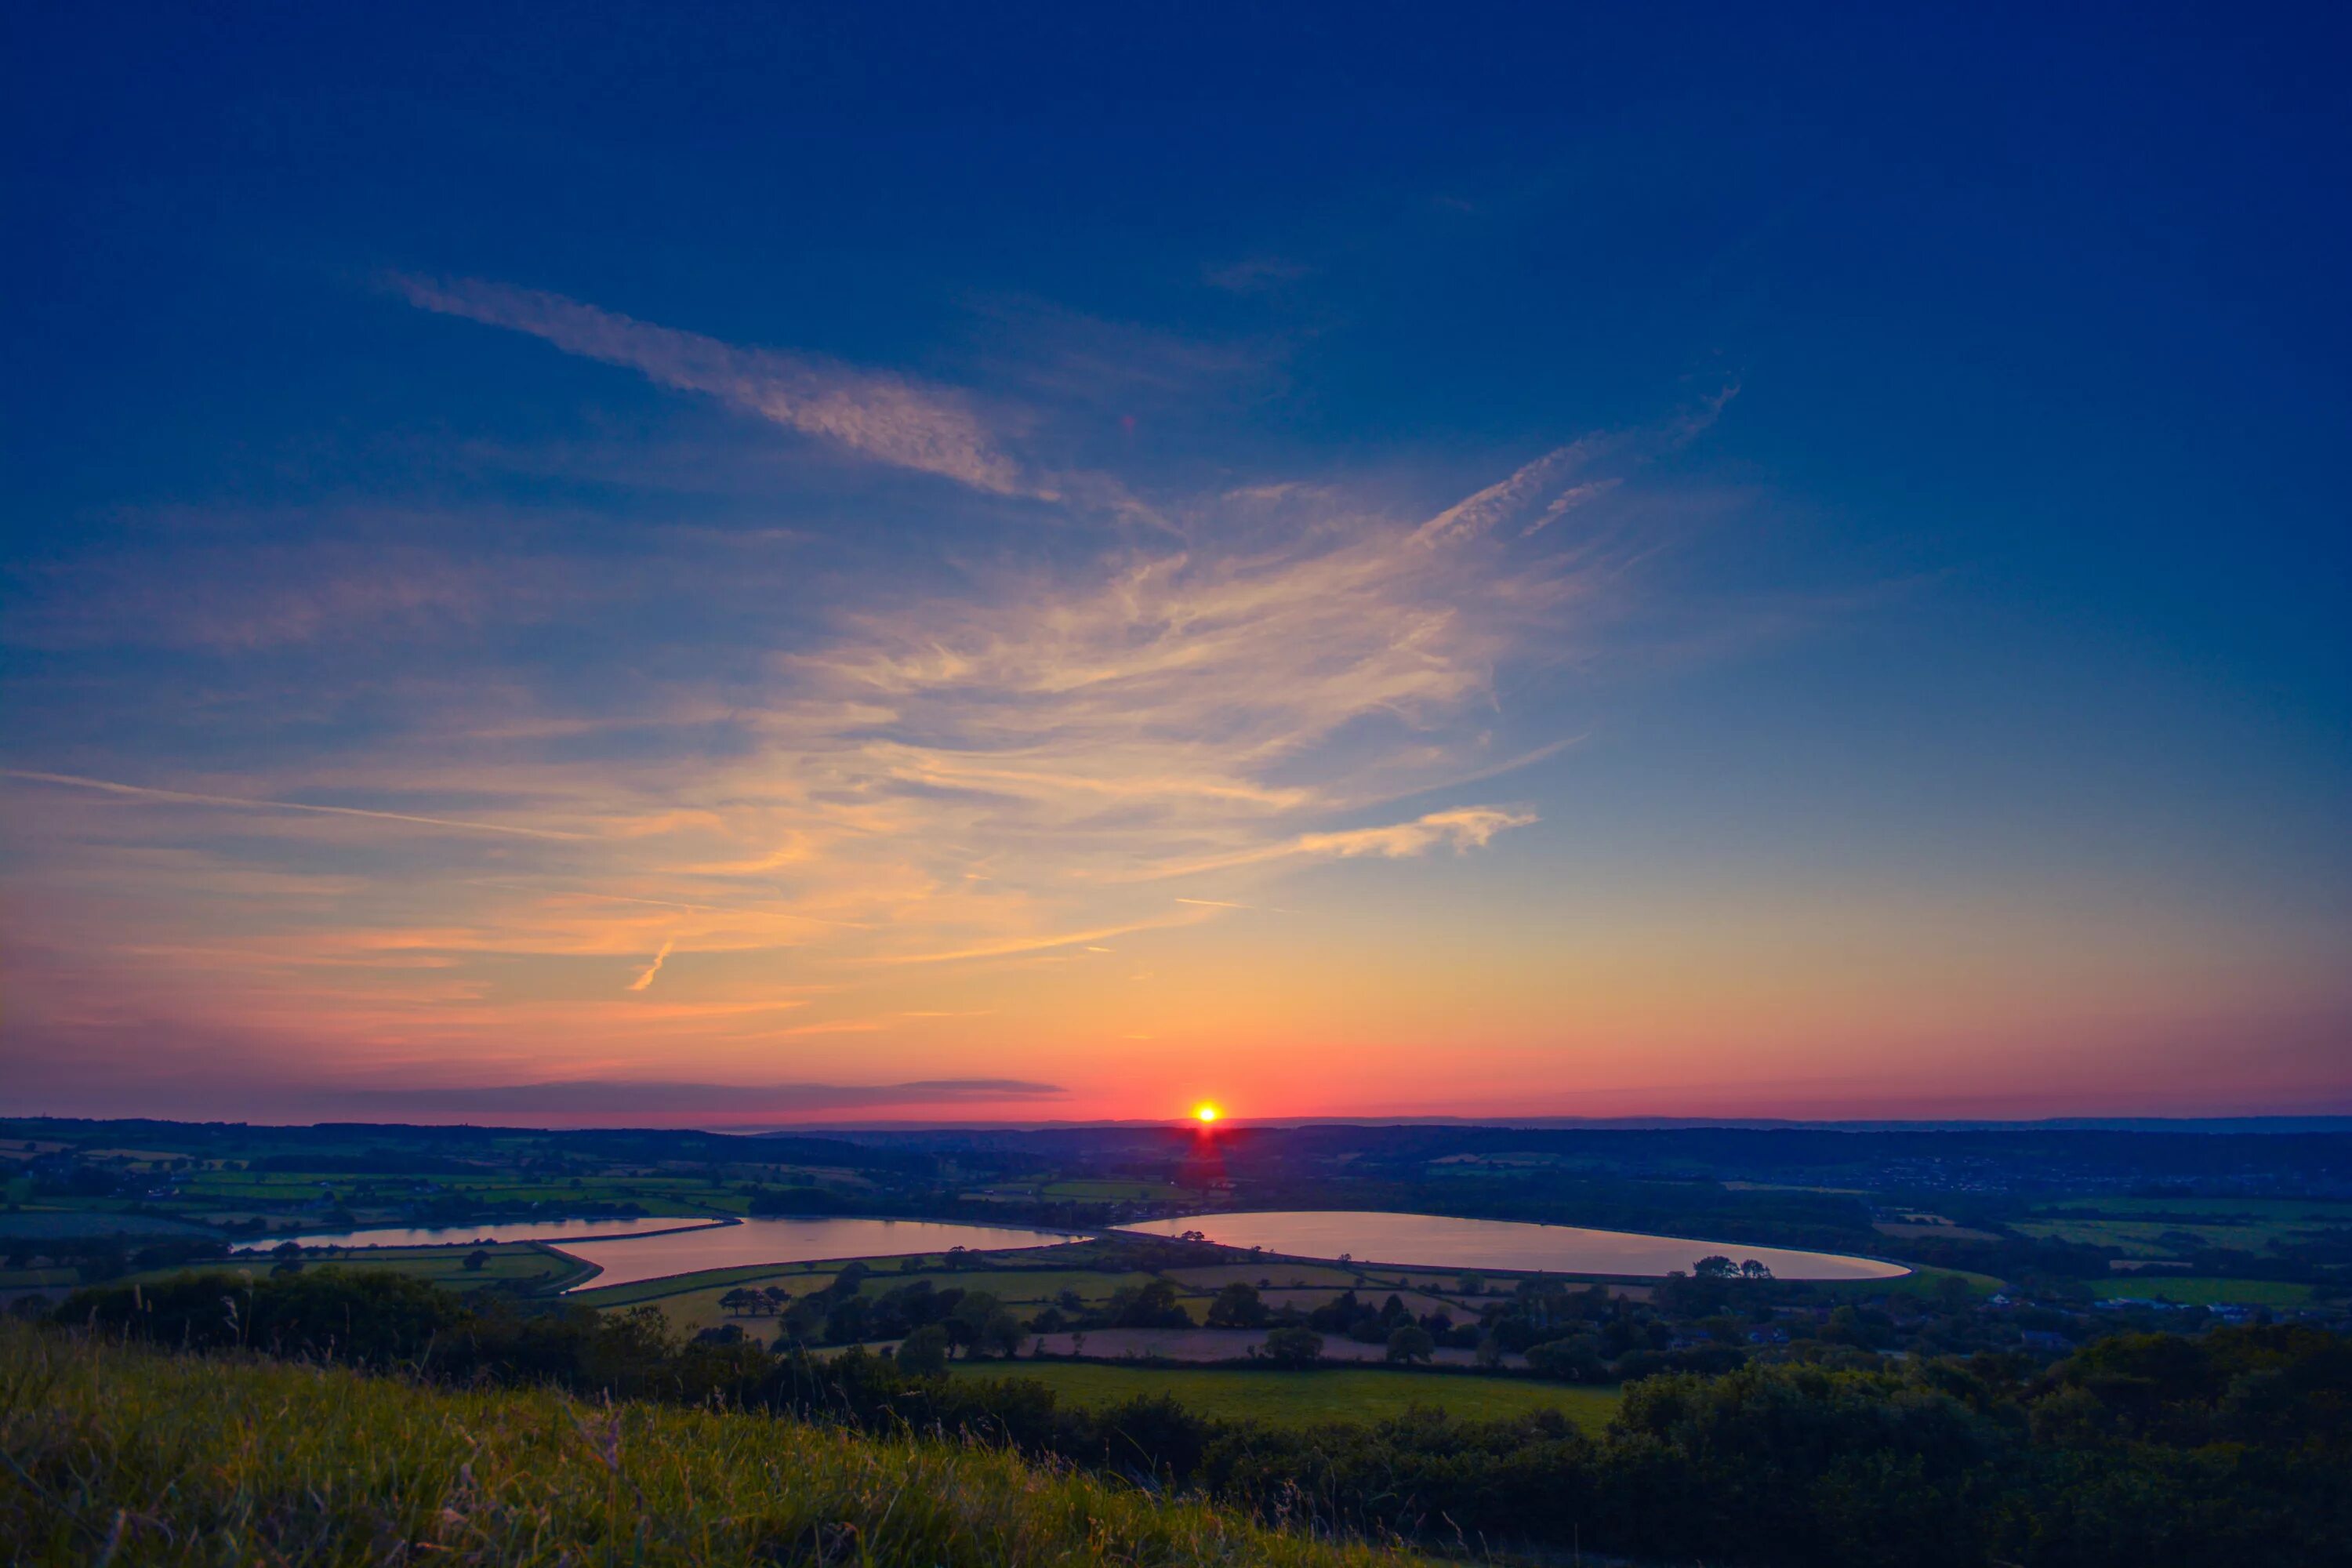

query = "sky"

[{"left": 3, "top": 3, "right": 2348, "bottom": 1127}]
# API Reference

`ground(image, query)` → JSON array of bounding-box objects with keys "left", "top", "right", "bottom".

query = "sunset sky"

[{"left": 5, "top": 5, "right": 2347, "bottom": 1126}]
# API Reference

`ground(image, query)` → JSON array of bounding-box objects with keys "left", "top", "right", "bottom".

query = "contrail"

[
  {"left": 3, "top": 769, "right": 586, "bottom": 840},
  {"left": 628, "top": 936, "right": 677, "bottom": 993}
]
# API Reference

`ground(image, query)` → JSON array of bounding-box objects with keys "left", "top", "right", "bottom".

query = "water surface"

[
  {"left": 1122, "top": 1210, "right": 1907, "bottom": 1281},
  {"left": 554, "top": 1216, "right": 1080, "bottom": 1290},
  {"left": 234, "top": 1216, "right": 724, "bottom": 1252}
]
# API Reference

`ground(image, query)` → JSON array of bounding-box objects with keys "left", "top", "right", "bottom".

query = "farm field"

[
  {"left": 2099, "top": 1277, "right": 2318, "bottom": 1307},
  {"left": 1040, "top": 1179, "right": 1180, "bottom": 1200},
  {"left": 2032, "top": 1198, "right": 2352, "bottom": 1223},
  {"left": 2013, "top": 1218, "right": 2314, "bottom": 1256},
  {"left": 594, "top": 1272, "right": 837, "bottom": 1334},
  {"left": 592, "top": 1259, "right": 1173, "bottom": 1334},
  {"left": 1781, "top": 1265, "right": 2002, "bottom": 1301},
  {"left": 1261, "top": 1286, "right": 1457, "bottom": 1316},
  {"left": 1166, "top": 1262, "right": 1363, "bottom": 1290},
  {"left": 0, "top": 1209, "right": 217, "bottom": 1239},
  {"left": 950, "top": 1360, "right": 1623, "bottom": 1431},
  {"left": 571, "top": 1258, "right": 848, "bottom": 1309},
  {"left": 127, "top": 1243, "right": 592, "bottom": 1292}
]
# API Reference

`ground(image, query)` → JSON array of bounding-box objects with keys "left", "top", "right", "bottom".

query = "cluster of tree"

[
  {"left": 53, "top": 1268, "right": 2352, "bottom": 1566},
  {"left": 717, "top": 1284, "right": 794, "bottom": 1316},
  {"left": 2, "top": 1233, "right": 228, "bottom": 1286},
  {"left": 745, "top": 1187, "right": 856, "bottom": 1216},
  {"left": 772, "top": 1262, "right": 1025, "bottom": 1359}
]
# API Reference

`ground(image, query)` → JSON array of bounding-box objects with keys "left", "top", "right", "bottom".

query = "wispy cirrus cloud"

[
  {"left": 626, "top": 935, "right": 676, "bottom": 993},
  {"left": 3, "top": 769, "right": 587, "bottom": 840},
  {"left": 4, "top": 283, "right": 1748, "bottom": 1116},
  {"left": 1134, "top": 806, "right": 1541, "bottom": 880},
  {"left": 392, "top": 275, "right": 1039, "bottom": 496},
  {"left": 350, "top": 1077, "right": 1064, "bottom": 1116}
]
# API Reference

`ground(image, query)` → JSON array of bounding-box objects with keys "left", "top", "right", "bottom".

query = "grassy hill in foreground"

[{"left": 0, "top": 1324, "right": 1414, "bottom": 1568}]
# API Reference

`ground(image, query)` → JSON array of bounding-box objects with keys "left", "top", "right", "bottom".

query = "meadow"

[
  {"left": 0, "top": 1322, "right": 1418, "bottom": 1568},
  {"left": 580, "top": 1248, "right": 1501, "bottom": 1338},
  {"left": 128, "top": 1242, "right": 594, "bottom": 1293},
  {"left": 2016, "top": 1196, "right": 2352, "bottom": 1260},
  {"left": 951, "top": 1361, "right": 1622, "bottom": 1431},
  {"left": 2098, "top": 1276, "right": 2318, "bottom": 1307}
]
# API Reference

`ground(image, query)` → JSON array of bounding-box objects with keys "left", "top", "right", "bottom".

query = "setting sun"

[{"left": 1194, "top": 1104, "right": 1221, "bottom": 1123}]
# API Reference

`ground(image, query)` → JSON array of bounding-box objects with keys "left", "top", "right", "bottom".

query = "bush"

[{"left": 896, "top": 1323, "right": 950, "bottom": 1376}]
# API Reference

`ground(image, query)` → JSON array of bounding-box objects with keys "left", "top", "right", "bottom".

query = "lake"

[
  {"left": 552, "top": 1217, "right": 1081, "bottom": 1290},
  {"left": 1121, "top": 1210, "right": 1908, "bottom": 1281},
  {"left": 233, "top": 1216, "right": 725, "bottom": 1251}
]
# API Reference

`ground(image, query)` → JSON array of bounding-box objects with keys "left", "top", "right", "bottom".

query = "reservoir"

[
  {"left": 1121, "top": 1210, "right": 1908, "bottom": 1281},
  {"left": 551, "top": 1216, "right": 1081, "bottom": 1290},
  {"left": 233, "top": 1216, "right": 726, "bottom": 1251}
]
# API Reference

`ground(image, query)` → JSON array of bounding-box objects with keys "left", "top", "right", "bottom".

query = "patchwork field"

[
  {"left": 2035, "top": 1198, "right": 2352, "bottom": 1223},
  {"left": 125, "top": 1243, "right": 593, "bottom": 1292},
  {"left": 1165, "top": 1262, "right": 1363, "bottom": 1290},
  {"left": 0, "top": 1209, "right": 218, "bottom": 1240},
  {"left": 2097, "top": 1277, "right": 2318, "bottom": 1307},
  {"left": 2014, "top": 1218, "right": 2314, "bottom": 1257},
  {"left": 1041, "top": 1179, "right": 1181, "bottom": 1200}
]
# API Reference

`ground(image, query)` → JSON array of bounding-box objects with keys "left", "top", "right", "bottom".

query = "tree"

[
  {"left": 1264, "top": 1326, "right": 1323, "bottom": 1367},
  {"left": 1693, "top": 1255, "right": 1737, "bottom": 1280},
  {"left": 895, "top": 1323, "right": 950, "bottom": 1376},
  {"left": 823, "top": 1295, "right": 873, "bottom": 1343},
  {"left": 1206, "top": 1282, "right": 1269, "bottom": 1328},
  {"left": 719, "top": 1287, "right": 755, "bottom": 1316},
  {"left": 1526, "top": 1334, "right": 1608, "bottom": 1381},
  {"left": 762, "top": 1285, "right": 793, "bottom": 1315},
  {"left": 463, "top": 1250, "right": 490, "bottom": 1272},
  {"left": 978, "top": 1309, "right": 1025, "bottom": 1359},
  {"left": 1740, "top": 1259, "right": 1773, "bottom": 1281},
  {"left": 1457, "top": 1272, "right": 1486, "bottom": 1297},
  {"left": 1386, "top": 1324, "right": 1436, "bottom": 1364},
  {"left": 781, "top": 1296, "right": 827, "bottom": 1342},
  {"left": 1107, "top": 1278, "right": 1189, "bottom": 1328},
  {"left": 947, "top": 1290, "right": 1023, "bottom": 1357}
]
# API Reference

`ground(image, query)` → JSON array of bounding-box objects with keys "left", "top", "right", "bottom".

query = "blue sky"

[{"left": 3, "top": 3, "right": 2347, "bottom": 1123}]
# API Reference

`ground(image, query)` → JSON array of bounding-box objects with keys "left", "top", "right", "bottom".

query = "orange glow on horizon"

[{"left": 1194, "top": 1103, "right": 1221, "bottom": 1123}]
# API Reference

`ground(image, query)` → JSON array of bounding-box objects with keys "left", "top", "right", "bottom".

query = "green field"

[
  {"left": 1167, "top": 1262, "right": 1363, "bottom": 1290},
  {"left": 1867, "top": 1265, "right": 2005, "bottom": 1298},
  {"left": 129, "top": 1243, "right": 593, "bottom": 1293},
  {"left": 2013, "top": 1218, "right": 2312, "bottom": 1257},
  {"left": 1040, "top": 1179, "right": 1177, "bottom": 1200},
  {"left": 2034, "top": 1197, "right": 2352, "bottom": 1223},
  {"left": 2099, "top": 1277, "right": 2318, "bottom": 1307},
  {"left": 586, "top": 1258, "right": 1174, "bottom": 1334},
  {"left": 0, "top": 1323, "right": 1409, "bottom": 1568},
  {"left": 951, "top": 1360, "right": 1623, "bottom": 1432}
]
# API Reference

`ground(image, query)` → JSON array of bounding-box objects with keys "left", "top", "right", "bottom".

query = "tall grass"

[{"left": 0, "top": 1323, "right": 1419, "bottom": 1566}]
